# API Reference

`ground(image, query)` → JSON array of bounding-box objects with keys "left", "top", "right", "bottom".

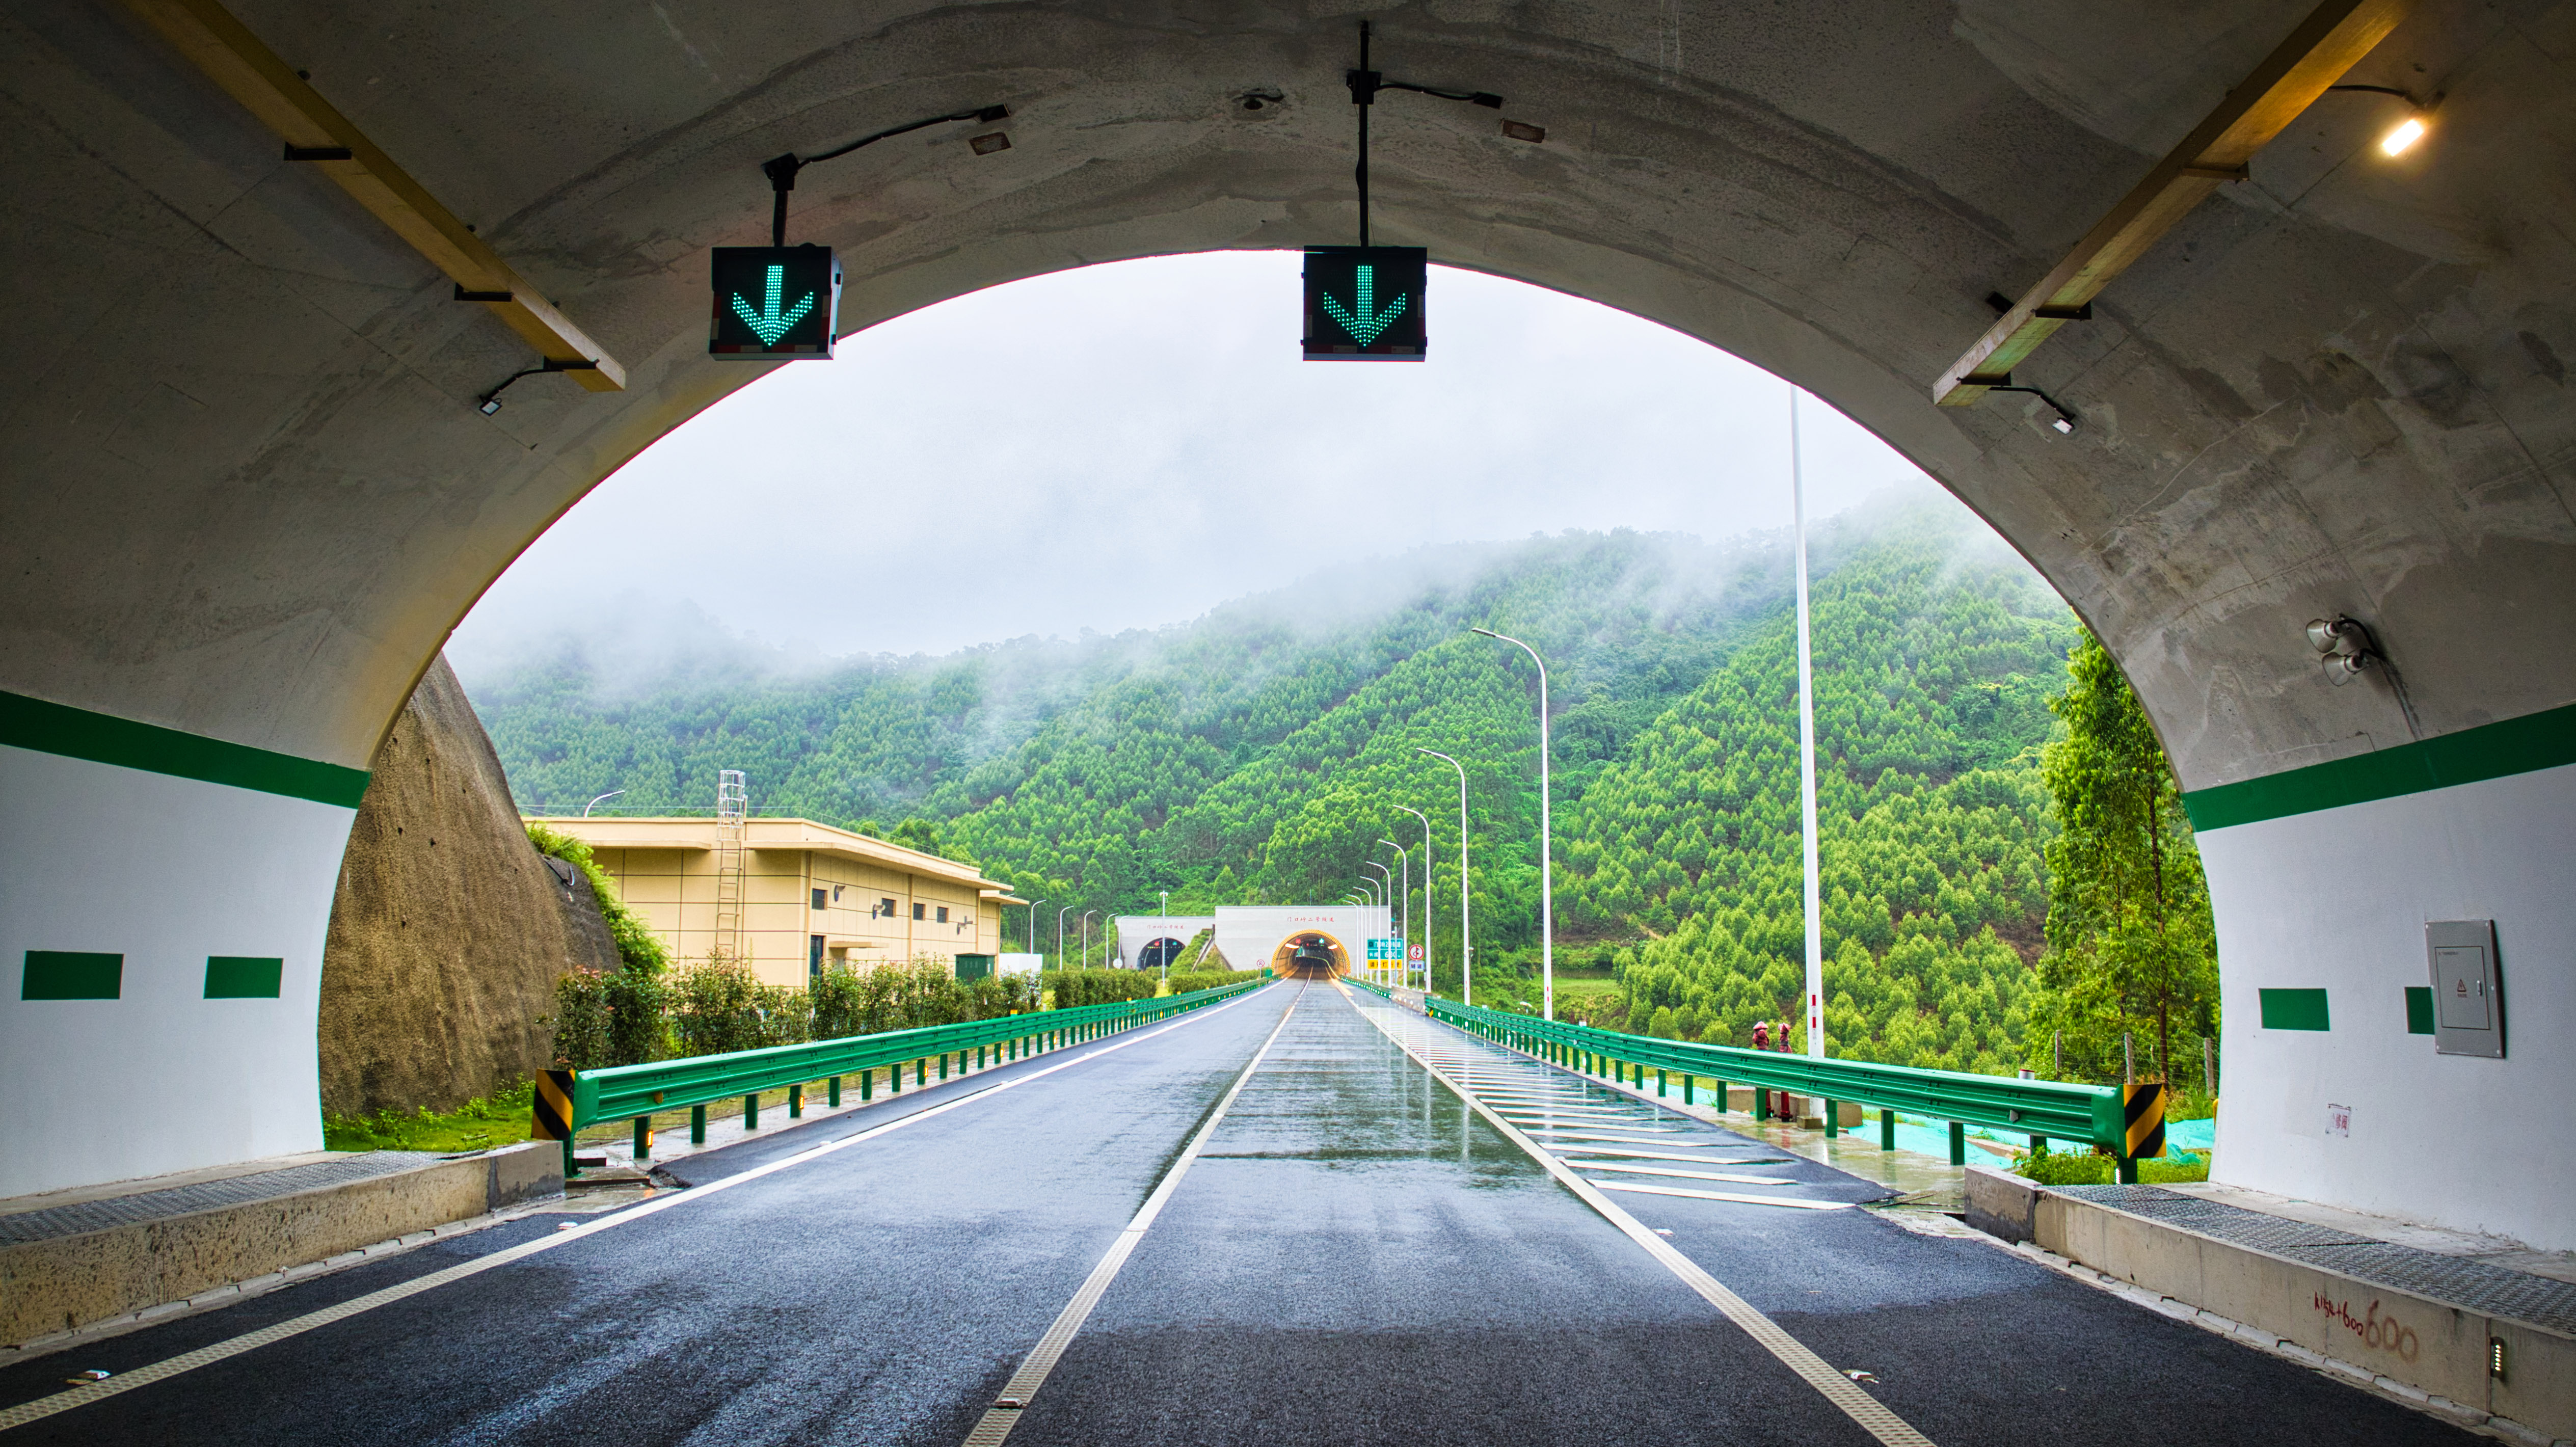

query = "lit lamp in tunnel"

[{"left": 2324, "top": 85, "right": 2435, "bottom": 158}]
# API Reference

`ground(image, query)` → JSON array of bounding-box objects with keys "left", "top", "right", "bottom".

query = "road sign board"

[
  {"left": 1303, "top": 246, "right": 1426, "bottom": 361},
  {"left": 1367, "top": 937, "right": 1406, "bottom": 961},
  {"left": 1407, "top": 944, "right": 1424, "bottom": 963},
  {"left": 710, "top": 246, "right": 841, "bottom": 359}
]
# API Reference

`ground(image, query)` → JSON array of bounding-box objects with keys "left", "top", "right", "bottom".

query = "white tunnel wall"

[
  {"left": 0, "top": 746, "right": 353, "bottom": 1198},
  {"left": 2203, "top": 763, "right": 2576, "bottom": 1251}
]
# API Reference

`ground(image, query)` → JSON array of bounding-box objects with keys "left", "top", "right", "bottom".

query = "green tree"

[{"left": 2027, "top": 634, "right": 2218, "bottom": 1084}]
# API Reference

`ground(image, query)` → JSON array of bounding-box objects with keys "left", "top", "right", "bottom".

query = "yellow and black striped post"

[
  {"left": 2119, "top": 1079, "right": 2166, "bottom": 1184},
  {"left": 532, "top": 1069, "right": 579, "bottom": 1178}
]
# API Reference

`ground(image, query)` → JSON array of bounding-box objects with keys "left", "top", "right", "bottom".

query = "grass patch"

[
  {"left": 2015, "top": 1145, "right": 2209, "bottom": 1186},
  {"left": 324, "top": 1079, "right": 538, "bottom": 1154}
]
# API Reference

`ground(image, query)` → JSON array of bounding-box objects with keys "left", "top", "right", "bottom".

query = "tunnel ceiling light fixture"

[
  {"left": 2326, "top": 84, "right": 2438, "bottom": 155},
  {"left": 122, "top": 0, "right": 625, "bottom": 391},
  {"left": 2305, "top": 614, "right": 2383, "bottom": 684},
  {"left": 1935, "top": 0, "right": 2414, "bottom": 408}
]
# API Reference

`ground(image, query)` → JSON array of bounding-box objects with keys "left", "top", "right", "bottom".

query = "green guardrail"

[
  {"left": 549, "top": 978, "right": 1269, "bottom": 1176},
  {"left": 1425, "top": 996, "right": 2136, "bottom": 1178}
]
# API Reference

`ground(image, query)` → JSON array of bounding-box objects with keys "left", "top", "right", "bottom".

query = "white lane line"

[
  {"left": 1586, "top": 1180, "right": 1854, "bottom": 1211},
  {"left": 1575, "top": 1162, "right": 1802, "bottom": 1186},
  {"left": 958, "top": 985, "right": 1306, "bottom": 1447},
  {"left": 1340, "top": 987, "right": 1936, "bottom": 1447},
  {"left": 1520, "top": 1130, "right": 1698, "bottom": 1143},
  {"left": 0, "top": 984, "right": 1286, "bottom": 1435},
  {"left": 1548, "top": 1146, "right": 1785, "bottom": 1165}
]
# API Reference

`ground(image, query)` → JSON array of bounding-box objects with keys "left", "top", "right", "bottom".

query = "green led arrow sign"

[
  {"left": 731, "top": 265, "right": 817, "bottom": 345},
  {"left": 1303, "top": 246, "right": 1426, "bottom": 361},
  {"left": 1320, "top": 265, "right": 1408, "bottom": 344},
  {"left": 709, "top": 246, "right": 842, "bottom": 359}
]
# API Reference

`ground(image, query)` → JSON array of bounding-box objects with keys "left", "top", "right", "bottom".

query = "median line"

[
  {"left": 960, "top": 982, "right": 1306, "bottom": 1447},
  {"left": 1341, "top": 984, "right": 1936, "bottom": 1447},
  {"left": 0, "top": 983, "right": 1284, "bottom": 1434}
]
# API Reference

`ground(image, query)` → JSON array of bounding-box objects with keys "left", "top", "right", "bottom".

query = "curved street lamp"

[
  {"left": 1392, "top": 805, "right": 1433, "bottom": 991},
  {"left": 1081, "top": 909, "right": 1099, "bottom": 973},
  {"left": 1473, "top": 627, "right": 1554, "bottom": 1022},
  {"left": 1415, "top": 747, "right": 1473, "bottom": 1007},
  {"left": 1025, "top": 898, "right": 1047, "bottom": 954},
  {"left": 1057, "top": 904, "right": 1076, "bottom": 971},
  {"left": 582, "top": 789, "right": 624, "bottom": 817},
  {"left": 1376, "top": 839, "right": 1410, "bottom": 952}
]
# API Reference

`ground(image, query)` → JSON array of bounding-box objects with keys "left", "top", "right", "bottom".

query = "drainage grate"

[
  {"left": 2057, "top": 1184, "right": 2576, "bottom": 1333},
  {"left": 0, "top": 1154, "right": 442, "bottom": 1245}
]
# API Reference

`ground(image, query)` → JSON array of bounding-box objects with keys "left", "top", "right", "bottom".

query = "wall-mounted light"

[
  {"left": 2325, "top": 85, "right": 2437, "bottom": 158},
  {"left": 2305, "top": 614, "right": 2382, "bottom": 685}
]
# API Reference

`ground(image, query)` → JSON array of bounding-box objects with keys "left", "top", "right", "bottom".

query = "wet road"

[{"left": 1, "top": 981, "right": 2472, "bottom": 1445}]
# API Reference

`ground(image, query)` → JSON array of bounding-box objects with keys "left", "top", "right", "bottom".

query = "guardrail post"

[
  {"left": 692, "top": 1103, "right": 708, "bottom": 1144},
  {"left": 2117, "top": 1153, "right": 2139, "bottom": 1185},
  {"left": 1753, "top": 1087, "right": 1768, "bottom": 1121},
  {"left": 633, "top": 1115, "right": 651, "bottom": 1162},
  {"left": 1657, "top": 1069, "right": 1668, "bottom": 1098},
  {"left": 828, "top": 1075, "right": 842, "bottom": 1108},
  {"left": 745, "top": 1092, "right": 760, "bottom": 1131},
  {"left": 2029, "top": 1134, "right": 2045, "bottom": 1153},
  {"left": 1823, "top": 1098, "right": 1838, "bottom": 1139},
  {"left": 1682, "top": 1075, "right": 1694, "bottom": 1106},
  {"left": 789, "top": 1083, "right": 804, "bottom": 1118},
  {"left": 938, "top": 1054, "right": 949, "bottom": 1081},
  {"left": 1713, "top": 1079, "right": 1727, "bottom": 1113},
  {"left": 1880, "top": 1108, "right": 1896, "bottom": 1151},
  {"left": 861, "top": 1070, "right": 873, "bottom": 1102},
  {"left": 562, "top": 1137, "right": 578, "bottom": 1180},
  {"left": 1947, "top": 1121, "right": 1965, "bottom": 1165}
]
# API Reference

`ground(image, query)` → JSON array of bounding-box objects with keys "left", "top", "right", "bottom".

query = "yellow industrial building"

[{"left": 529, "top": 815, "right": 1026, "bottom": 987}]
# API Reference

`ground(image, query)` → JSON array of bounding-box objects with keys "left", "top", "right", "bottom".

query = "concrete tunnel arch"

[
  {"left": 1270, "top": 931, "right": 1353, "bottom": 980},
  {"left": 1, "top": 4, "right": 2570, "bottom": 1245}
]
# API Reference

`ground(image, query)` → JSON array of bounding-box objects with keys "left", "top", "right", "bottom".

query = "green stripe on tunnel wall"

[
  {"left": 204, "top": 956, "right": 284, "bottom": 998},
  {"left": 2258, "top": 987, "right": 2331, "bottom": 1031},
  {"left": 2182, "top": 702, "right": 2576, "bottom": 831},
  {"left": 0, "top": 689, "right": 368, "bottom": 808},
  {"left": 22, "top": 952, "right": 122, "bottom": 1000}
]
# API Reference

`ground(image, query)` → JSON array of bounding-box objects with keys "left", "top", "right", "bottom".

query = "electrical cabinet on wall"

[{"left": 2426, "top": 919, "right": 2504, "bottom": 1059}]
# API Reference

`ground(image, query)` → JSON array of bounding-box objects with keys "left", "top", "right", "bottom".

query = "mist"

[{"left": 447, "top": 251, "right": 1967, "bottom": 693}]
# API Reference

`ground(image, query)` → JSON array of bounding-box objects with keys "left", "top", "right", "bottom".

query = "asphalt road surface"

[{"left": 0, "top": 981, "right": 2474, "bottom": 1445}]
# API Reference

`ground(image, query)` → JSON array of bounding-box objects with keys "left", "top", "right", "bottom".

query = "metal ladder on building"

[{"left": 713, "top": 769, "right": 747, "bottom": 957}]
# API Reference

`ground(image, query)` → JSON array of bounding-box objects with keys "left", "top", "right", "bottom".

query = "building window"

[
  {"left": 812, "top": 888, "right": 828, "bottom": 910},
  {"left": 810, "top": 934, "right": 824, "bottom": 982},
  {"left": 913, "top": 902, "right": 925, "bottom": 921},
  {"left": 936, "top": 906, "right": 949, "bottom": 924},
  {"left": 878, "top": 897, "right": 897, "bottom": 918}
]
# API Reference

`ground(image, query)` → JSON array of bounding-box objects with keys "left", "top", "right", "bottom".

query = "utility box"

[{"left": 2426, "top": 920, "right": 2504, "bottom": 1058}]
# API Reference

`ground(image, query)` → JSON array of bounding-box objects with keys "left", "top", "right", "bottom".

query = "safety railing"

[
  {"left": 1426, "top": 997, "right": 2135, "bottom": 1174},
  {"left": 540, "top": 978, "right": 1268, "bottom": 1174}
]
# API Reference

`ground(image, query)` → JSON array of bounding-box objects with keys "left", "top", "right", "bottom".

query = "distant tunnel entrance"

[
  {"left": 1270, "top": 932, "right": 1350, "bottom": 980},
  {"left": 1137, "top": 937, "right": 1185, "bottom": 973}
]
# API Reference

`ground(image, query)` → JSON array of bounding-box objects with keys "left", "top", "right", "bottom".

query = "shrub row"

[{"left": 550, "top": 954, "right": 1040, "bottom": 1069}]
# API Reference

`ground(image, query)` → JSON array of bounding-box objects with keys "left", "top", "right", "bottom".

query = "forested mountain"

[{"left": 471, "top": 501, "right": 2086, "bottom": 1071}]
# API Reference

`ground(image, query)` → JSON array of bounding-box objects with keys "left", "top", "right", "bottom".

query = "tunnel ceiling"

[{"left": 4, "top": 1, "right": 2570, "bottom": 785}]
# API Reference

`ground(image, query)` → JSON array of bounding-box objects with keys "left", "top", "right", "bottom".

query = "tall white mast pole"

[{"left": 1792, "top": 387, "right": 1824, "bottom": 1060}]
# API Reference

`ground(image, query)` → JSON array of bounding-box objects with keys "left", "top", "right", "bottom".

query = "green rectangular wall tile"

[
  {"left": 2405, "top": 985, "right": 2435, "bottom": 1035},
  {"left": 22, "top": 951, "right": 122, "bottom": 1000},
  {"left": 2259, "top": 987, "right": 2331, "bottom": 1031},
  {"left": 204, "top": 956, "right": 283, "bottom": 999}
]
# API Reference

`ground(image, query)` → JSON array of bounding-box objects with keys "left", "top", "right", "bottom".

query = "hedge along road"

[{"left": 2, "top": 980, "right": 2484, "bottom": 1445}]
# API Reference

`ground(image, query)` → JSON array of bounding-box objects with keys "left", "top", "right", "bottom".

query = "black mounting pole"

[
  {"left": 762, "top": 153, "right": 802, "bottom": 248},
  {"left": 1351, "top": 21, "right": 1376, "bottom": 247}
]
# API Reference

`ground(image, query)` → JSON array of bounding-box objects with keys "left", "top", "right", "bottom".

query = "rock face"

[{"left": 318, "top": 655, "right": 620, "bottom": 1118}]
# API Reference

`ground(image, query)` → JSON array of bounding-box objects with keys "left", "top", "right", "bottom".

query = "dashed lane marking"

[
  {"left": 1576, "top": 1161, "right": 1803, "bottom": 1186},
  {"left": 958, "top": 984, "right": 1307, "bottom": 1447},
  {"left": 1341, "top": 987, "right": 1937, "bottom": 1447},
  {"left": 0, "top": 984, "right": 1284, "bottom": 1434},
  {"left": 1587, "top": 1179, "right": 1854, "bottom": 1210}
]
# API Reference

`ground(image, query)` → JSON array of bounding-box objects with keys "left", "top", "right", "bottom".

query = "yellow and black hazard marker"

[
  {"left": 532, "top": 1069, "right": 579, "bottom": 1176},
  {"left": 2120, "top": 1078, "right": 2166, "bottom": 1181}
]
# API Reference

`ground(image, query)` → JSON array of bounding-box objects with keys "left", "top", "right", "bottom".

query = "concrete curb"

[
  {"left": 0, "top": 1143, "right": 560, "bottom": 1347},
  {"left": 1960, "top": 1165, "right": 2573, "bottom": 1443}
]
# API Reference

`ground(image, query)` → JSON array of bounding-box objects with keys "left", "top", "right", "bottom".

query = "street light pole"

[
  {"left": 1361, "top": 861, "right": 1392, "bottom": 979},
  {"left": 1473, "top": 628, "right": 1554, "bottom": 1022},
  {"left": 1057, "top": 904, "right": 1075, "bottom": 973},
  {"left": 1416, "top": 748, "right": 1472, "bottom": 1007},
  {"left": 1790, "top": 387, "right": 1824, "bottom": 1060},
  {"left": 1081, "top": 909, "right": 1098, "bottom": 973},
  {"left": 1377, "top": 839, "right": 1409, "bottom": 951},
  {"left": 1026, "top": 898, "right": 1046, "bottom": 955},
  {"left": 582, "top": 789, "right": 624, "bottom": 817},
  {"left": 1393, "top": 806, "right": 1432, "bottom": 992},
  {"left": 1159, "top": 891, "right": 1170, "bottom": 979}
]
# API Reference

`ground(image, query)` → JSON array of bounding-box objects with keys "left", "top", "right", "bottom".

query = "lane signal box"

[
  {"left": 710, "top": 245, "right": 842, "bottom": 360},
  {"left": 1304, "top": 246, "right": 1426, "bottom": 361}
]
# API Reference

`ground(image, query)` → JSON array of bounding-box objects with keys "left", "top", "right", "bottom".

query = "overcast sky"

[{"left": 448, "top": 250, "right": 1960, "bottom": 681}]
